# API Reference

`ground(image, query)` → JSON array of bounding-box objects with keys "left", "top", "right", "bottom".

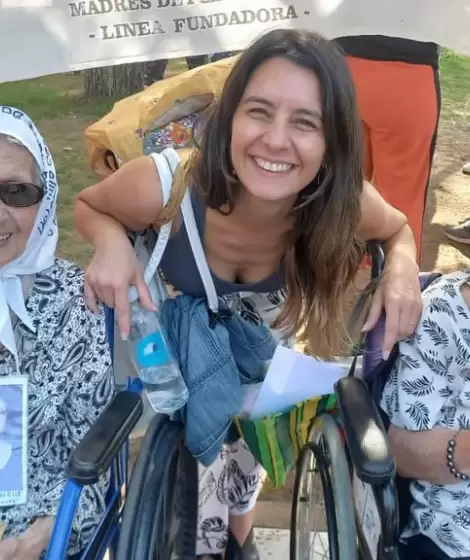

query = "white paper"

[
  {"left": 249, "top": 346, "right": 345, "bottom": 419},
  {"left": 238, "top": 383, "right": 263, "bottom": 419}
]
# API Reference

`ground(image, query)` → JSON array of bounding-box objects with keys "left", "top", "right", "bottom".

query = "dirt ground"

[{"left": 422, "top": 120, "right": 470, "bottom": 271}]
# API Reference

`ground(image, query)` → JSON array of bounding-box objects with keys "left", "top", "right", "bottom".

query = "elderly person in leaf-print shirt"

[{"left": 383, "top": 271, "right": 470, "bottom": 560}]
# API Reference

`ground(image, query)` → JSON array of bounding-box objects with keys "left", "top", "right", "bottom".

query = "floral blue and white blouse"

[
  {"left": 381, "top": 270, "right": 470, "bottom": 558},
  {"left": 0, "top": 258, "right": 113, "bottom": 555}
]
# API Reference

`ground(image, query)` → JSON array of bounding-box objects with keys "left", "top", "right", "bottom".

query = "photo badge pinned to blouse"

[{"left": 0, "top": 376, "right": 28, "bottom": 507}]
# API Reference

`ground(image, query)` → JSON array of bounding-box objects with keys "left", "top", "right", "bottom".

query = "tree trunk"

[{"left": 84, "top": 62, "right": 146, "bottom": 100}]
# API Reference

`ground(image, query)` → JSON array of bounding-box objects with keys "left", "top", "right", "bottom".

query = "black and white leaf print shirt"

[
  {"left": 381, "top": 271, "right": 470, "bottom": 557},
  {"left": 0, "top": 259, "right": 114, "bottom": 555}
]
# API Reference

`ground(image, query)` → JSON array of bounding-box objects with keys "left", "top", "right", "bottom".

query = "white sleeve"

[{"left": 381, "top": 292, "right": 460, "bottom": 431}]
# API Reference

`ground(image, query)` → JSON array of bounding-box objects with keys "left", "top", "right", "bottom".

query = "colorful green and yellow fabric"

[{"left": 234, "top": 393, "right": 337, "bottom": 488}]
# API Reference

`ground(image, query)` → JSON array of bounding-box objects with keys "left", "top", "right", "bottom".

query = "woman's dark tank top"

[{"left": 159, "top": 192, "right": 284, "bottom": 297}]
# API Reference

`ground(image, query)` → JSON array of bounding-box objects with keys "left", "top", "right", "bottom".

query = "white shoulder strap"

[
  {"left": 128, "top": 152, "right": 173, "bottom": 303},
  {"left": 144, "top": 151, "right": 173, "bottom": 285},
  {"left": 135, "top": 149, "right": 219, "bottom": 313},
  {"left": 162, "top": 149, "right": 219, "bottom": 313}
]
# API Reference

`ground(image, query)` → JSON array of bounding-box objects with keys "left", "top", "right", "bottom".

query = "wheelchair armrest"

[
  {"left": 335, "top": 376, "right": 395, "bottom": 485},
  {"left": 67, "top": 390, "right": 143, "bottom": 485}
]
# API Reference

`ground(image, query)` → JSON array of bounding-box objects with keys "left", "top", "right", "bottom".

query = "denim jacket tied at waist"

[{"left": 160, "top": 295, "right": 277, "bottom": 466}]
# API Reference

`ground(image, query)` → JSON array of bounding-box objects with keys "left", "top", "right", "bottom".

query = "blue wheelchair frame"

[{"left": 45, "top": 308, "right": 143, "bottom": 560}]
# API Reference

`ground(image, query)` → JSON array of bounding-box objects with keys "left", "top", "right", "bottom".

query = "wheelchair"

[
  {"left": 43, "top": 241, "right": 433, "bottom": 560},
  {"left": 44, "top": 309, "right": 145, "bottom": 560},
  {"left": 44, "top": 305, "right": 199, "bottom": 558},
  {"left": 112, "top": 241, "right": 413, "bottom": 560},
  {"left": 290, "top": 264, "right": 442, "bottom": 560}
]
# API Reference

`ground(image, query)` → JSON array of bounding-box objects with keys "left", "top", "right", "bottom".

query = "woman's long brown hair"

[{"left": 190, "top": 29, "right": 365, "bottom": 358}]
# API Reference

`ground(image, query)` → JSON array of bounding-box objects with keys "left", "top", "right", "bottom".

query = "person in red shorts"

[{"left": 335, "top": 35, "right": 441, "bottom": 263}]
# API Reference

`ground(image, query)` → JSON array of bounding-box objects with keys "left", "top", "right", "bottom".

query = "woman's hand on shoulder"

[
  {"left": 76, "top": 156, "right": 162, "bottom": 338},
  {"left": 84, "top": 230, "right": 155, "bottom": 339},
  {"left": 364, "top": 253, "right": 421, "bottom": 359},
  {"left": 359, "top": 181, "right": 422, "bottom": 358}
]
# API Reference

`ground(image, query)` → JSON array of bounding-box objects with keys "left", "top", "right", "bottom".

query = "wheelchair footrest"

[{"left": 67, "top": 390, "right": 143, "bottom": 485}]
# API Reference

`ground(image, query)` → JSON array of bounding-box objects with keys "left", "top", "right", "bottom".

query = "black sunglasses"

[{"left": 0, "top": 182, "right": 44, "bottom": 208}]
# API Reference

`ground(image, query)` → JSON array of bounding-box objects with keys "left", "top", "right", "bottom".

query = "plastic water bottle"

[{"left": 128, "top": 300, "right": 188, "bottom": 415}]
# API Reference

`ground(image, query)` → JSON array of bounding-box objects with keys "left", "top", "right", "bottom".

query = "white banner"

[{"left": 1, "top": 0, "right": 469, "bottom": 83}]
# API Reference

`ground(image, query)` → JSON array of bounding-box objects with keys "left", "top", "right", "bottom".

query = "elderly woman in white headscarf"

[{"left": 0, "top": 106, "right": 113, "bottom": 560}]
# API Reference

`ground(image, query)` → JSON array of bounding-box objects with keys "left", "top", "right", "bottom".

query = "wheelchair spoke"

[
  {"left": 307, "top": 476, "right": 328, "bottom": 558},
  {"left": 294, "top": 440, "right": 334, "bottom": 559},
  {"left": 292, "top": 414, "right": 358, "bottom": 560}
]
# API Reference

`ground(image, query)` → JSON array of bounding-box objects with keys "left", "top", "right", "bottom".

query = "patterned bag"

[
  {"left": 84, "top": 55, "right": 238, "bottom": 176},
  {"left": 234, "top": 393, "right": 337, "bottom": 488}
]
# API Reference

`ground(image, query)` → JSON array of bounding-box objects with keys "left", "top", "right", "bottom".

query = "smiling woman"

[
  {"left": 0, "top": 108, "right": 114, "bottom": 560},
  {"left": 0, "top": 136, "right": 45, "bottom": 267},
  {"left": 190, "top": 30, "right": 365, "bottom": 357},
  {"left": 74, "top": 28, "right": 423, "bottom": 558},
  {"left": 231, "top": 59, "right": 326, "bottom": 202}
]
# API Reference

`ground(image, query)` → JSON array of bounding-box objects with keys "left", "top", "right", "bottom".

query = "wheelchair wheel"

[
  {"left": 290, "top": 414, "right": 357, "bottom": 560},
  {"left": 116, "top": 414, "right": 198, "bottom": 560}
]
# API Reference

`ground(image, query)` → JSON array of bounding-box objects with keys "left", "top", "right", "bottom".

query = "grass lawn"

[
  {"left": 0, "top": 51, "right": 469, "bottom": 266},
  {"left": 439, "top": 49, "right": 470, "bottom": 122}
]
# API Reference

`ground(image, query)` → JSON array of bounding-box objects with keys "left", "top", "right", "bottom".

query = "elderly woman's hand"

[
  {"left": 362, "top": 252, "right": 422, "bottom": 359},
  {"left": 0, "top": 517, "right": 53, "bottom": 560}
]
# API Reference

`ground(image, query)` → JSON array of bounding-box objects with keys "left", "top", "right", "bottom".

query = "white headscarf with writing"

[{"left": 0, "top": 106, "right": 58, "bottom": 369}]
